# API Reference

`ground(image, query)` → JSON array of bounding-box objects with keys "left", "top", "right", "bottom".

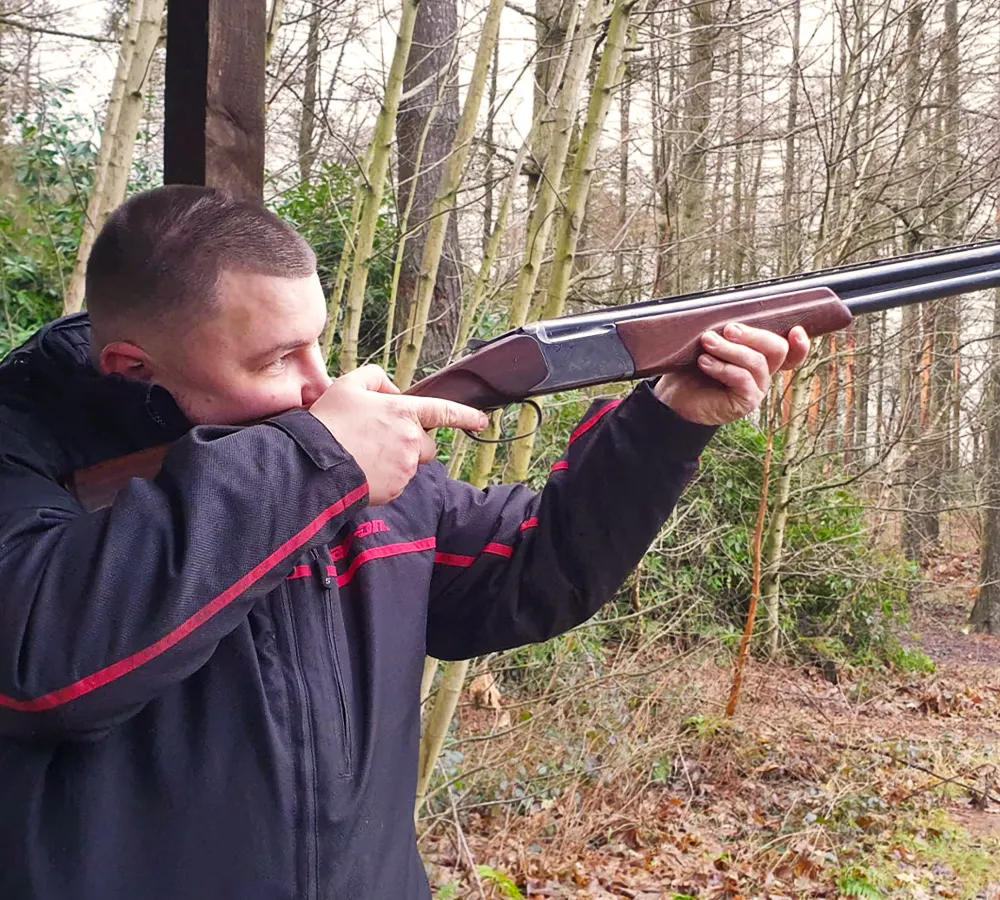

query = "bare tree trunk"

[
  {"left": 900, "top": 275, "right": 927, "bottom": 562},
  {"left": 298, "top": 0, "right": 321, "bottom": 181},
  {"left": 394, "top": 0, "right": 504, "bottom": 389},
  {"left": 63, "top": 0, "right": 146, "bottom": 314},
  {"left": 483, "top": 37, "right": 498, "bottom": 258},
  {"left": 844, "top": 325, "right": 856, "bottom": 467},
  {"left": 507, "top": 0, "right": 606, "bottom": 329},
  {"left": 781, "top": 0, "right": 801, "bottom": 274},
  {"left": 899, "top": 2, "right": 932, "bottom": 563},
  {"left": 744, "top": 111, "right": 764, "bottom": 280},
  {"left": 762, "top": 369, "right": 810, "bottom": 656},
  {"left": 395, "top": 0, "right": 462, "bottom": 373},
  {"left": 614, "top": 60, "right": 630, "bottom": 292},
  {"left": 545, "top": 0, "right": 637, "bottom": 317},
  {"left": 675, "top": 0, "right": 718, "bottom": 293},
  {"left": 911, "top": 0, "right": 962, "bottom": 550},
  {"left": 650, "top": 7, "right": 670, "bottom": 294},
  {"left": 852, "top": 314, "right": 870, "bottom": 470},
  {"left": 105, "top": 0, "right": 166, "bottom": 207},
  {"left": 729, "top": 1, "right": 746, "bottom": 285},
  {"left": 0, "top": 15, "right": 6, "bottom": 143},
  {"left": 507, "top": 0, "right": 635, "bottom": 482},
  {"left": 528, "top": 0, "right": 578, "bottom": 192},
  {"left": 972, "top": 279, "right": 1000, "bottom": 633},
  {"left": 340, "top": 0, "right": 419, "bottom": 372},
  {"left": 876, "top": 309, "right": 886, "bottom": 457},
  {"left": 265, "top": 0, "right": 286, "bottom": 63}
]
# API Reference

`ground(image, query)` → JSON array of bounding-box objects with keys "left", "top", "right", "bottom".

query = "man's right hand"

[{"left": 309, "top": 365, "right": 489, "bottom": 505}]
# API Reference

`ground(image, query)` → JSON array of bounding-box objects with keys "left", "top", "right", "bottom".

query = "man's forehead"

[
  {"left": 214, "top": 270, "right": 323, "bottom": 323},
  {"left": 201, "top": 270, "right": 326, "bottom": 354}
]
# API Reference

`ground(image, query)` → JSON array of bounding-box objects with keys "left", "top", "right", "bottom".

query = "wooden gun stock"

[{"left": 66, "top": 444, "right": 171, "bottom": 514}]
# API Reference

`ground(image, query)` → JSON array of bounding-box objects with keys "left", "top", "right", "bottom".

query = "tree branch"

[{"left": 0, "top": 15, "right": 117, "bottom": 44}]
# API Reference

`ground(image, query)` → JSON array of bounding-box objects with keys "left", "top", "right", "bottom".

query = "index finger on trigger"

[{"left": 409, "top": 397, "right": 490, "bottom": 432}]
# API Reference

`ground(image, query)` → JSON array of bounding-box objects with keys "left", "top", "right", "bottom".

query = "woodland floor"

[{"left": 421, "top": 548, "right": 1000, "bottom": 899}]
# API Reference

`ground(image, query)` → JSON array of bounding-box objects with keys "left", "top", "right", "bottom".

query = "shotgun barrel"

[
  {"left": 510, "top": 238, "right": 1000, "bottom": 340},
  {"left": 407, "top": 240, "right": 1000, "bottom": 406}
]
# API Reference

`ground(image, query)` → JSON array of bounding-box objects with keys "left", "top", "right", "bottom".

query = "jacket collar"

[{"left": 2, "top": 313, "right": 192, "bottom": 458}]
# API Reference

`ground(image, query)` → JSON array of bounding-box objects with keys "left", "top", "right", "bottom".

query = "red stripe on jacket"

[
  {"left": 550, "top": 400, "right": 622, "bottom": 474},
  {"left": 0, "top": 484, "right": 370, "bottom": 714},
  {"left": 335, "top": 538, "right": 437, "bottom": 587},
  {"left": 434, "top": 539, "right": 519, "bottom": 568},
  {"left": 568, "top": 400, "right": 622, "bottom": 446}
]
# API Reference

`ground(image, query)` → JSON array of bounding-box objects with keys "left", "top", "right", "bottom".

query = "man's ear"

[{"left": 98, "top": 341, "right": 155, "bottom": 381}]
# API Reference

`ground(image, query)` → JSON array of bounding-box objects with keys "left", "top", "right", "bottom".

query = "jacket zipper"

[
  {"left": 314, "top": 548, "right": 354, "bottom": 776},
  {"left": 280, "top": 582, "right": 320, "bottom": 900}
]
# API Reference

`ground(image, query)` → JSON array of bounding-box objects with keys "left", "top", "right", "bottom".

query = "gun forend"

[{"left": 616, "top": 287, "right": 853, "bottom": 377}]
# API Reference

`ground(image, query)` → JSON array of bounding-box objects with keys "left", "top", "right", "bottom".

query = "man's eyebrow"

[
  {"left": 251, "top": 314, "right": 329, "bottom": 365},
  {"left": 252, "top": 339, "right": 311, "bottom": 363}
]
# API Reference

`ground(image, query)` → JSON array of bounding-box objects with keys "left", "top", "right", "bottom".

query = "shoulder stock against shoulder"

[{"left": 65, "top": 444, "right": 171, "bottom": 513}]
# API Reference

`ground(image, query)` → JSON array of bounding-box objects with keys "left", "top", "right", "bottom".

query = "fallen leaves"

[{"left": 421, "top": 569, "right": 1000, "bottom": 899}]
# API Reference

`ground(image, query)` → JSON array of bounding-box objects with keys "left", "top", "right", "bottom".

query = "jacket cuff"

[
  {"left": 625, "top": 379, "right": 719, "bottom": 461},
  {"left": 265, "top": 409, "right": 365, "bottom": 476}
]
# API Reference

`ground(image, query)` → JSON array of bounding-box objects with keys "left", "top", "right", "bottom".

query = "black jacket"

[{"left": 0, "top": 314, "right": 716, "bottom": 899}]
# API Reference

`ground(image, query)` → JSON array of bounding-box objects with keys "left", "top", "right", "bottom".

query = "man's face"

[{"left": 139, "top": 270, "right": 332, "bottom": 426}]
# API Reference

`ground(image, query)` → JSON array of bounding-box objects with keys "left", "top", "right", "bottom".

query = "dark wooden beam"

[{"left": 163, "top": 0, "right": 266, "bottom": 202}]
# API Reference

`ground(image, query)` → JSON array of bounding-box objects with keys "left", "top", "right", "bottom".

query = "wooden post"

[{"left": 163, "top": 0, "right": 266, "bottom": 202}]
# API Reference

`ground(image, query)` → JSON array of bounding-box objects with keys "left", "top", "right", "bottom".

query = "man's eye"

[{"left": 263, "top": 356, "right": 289, "bottom": 373}]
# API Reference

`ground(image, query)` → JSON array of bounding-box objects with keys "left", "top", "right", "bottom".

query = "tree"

[
  {"left": 971, "top": 277, "right": 1000, "bottom": 633},
  {"left": 62, "top": 0, "right": 165, "bottom": 315},
  {"left": 394, "top": 0, "right": 463, "bottom": 374}
]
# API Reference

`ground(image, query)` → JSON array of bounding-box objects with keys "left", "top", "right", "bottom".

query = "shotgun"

[{"left": 66, "top": 239, "right": 1000, "bottom": 511}]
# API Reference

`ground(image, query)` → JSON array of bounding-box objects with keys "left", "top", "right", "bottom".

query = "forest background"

[{"left": 5, "top": 0, "right": 1000, "bottom": 896}]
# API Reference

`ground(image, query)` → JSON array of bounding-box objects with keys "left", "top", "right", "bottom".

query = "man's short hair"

[{"left": 85, "top": 185, "right": 317, "bottom": 343}]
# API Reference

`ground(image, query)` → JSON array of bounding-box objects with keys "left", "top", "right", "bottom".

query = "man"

[{"left": 0, "top": 186, "right": 809, "bottom": 898}]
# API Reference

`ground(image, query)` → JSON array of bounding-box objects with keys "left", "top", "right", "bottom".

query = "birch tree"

[{"left": 63, "top": 0, "right": 165, "bottom": 315}]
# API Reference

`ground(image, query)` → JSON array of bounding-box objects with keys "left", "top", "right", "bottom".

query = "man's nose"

[{"left": 300, "top": 352, "right": 333, "bottom": 407}]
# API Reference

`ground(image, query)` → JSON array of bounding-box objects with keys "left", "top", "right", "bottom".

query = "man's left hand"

[{"left": 653, "top": 324, "right": 812, "bottom": 426}]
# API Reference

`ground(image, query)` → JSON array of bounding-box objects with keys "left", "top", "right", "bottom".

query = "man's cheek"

[{"left": 241, "top": 384, "right": 302, "bottom": 421}]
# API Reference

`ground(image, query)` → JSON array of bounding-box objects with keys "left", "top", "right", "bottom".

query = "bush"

[
  {"left": 0, "top": 103, "right": 398, "bottom": 365},
  {"left": 0, "top": 98, "right": 96, "bottom": 356},
  {"left": 502, "top": 397, "right": 918, "bottom": 664},
  {"left": 655, "top": 419, "right": 918, "bottom": 659}
]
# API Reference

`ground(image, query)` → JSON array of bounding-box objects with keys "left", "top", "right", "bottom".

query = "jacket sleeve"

[
  {"left": 426, "top": 381, "right": 717, "bottom": 661},
  {"left": 0, "top": 410, "right": 368, "bottom": 740}
]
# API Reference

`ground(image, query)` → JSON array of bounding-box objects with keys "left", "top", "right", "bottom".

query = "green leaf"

[{"left": 475, "top": 865, "right": 525, "bottom": 899}]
